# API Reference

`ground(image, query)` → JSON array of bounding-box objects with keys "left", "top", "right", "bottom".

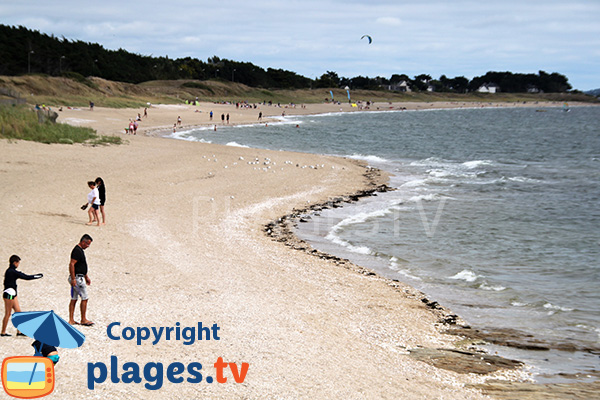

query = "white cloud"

[
  {"left": 1, "top": 0, "right": 599, "bottom": 89},
  {"left": 376, "top": 17, "right": 401, "bottom": 26}
]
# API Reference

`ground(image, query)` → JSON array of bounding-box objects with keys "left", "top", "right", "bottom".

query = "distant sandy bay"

[{"left": 1, "top": 100, "right": 571, "bottom": 399}]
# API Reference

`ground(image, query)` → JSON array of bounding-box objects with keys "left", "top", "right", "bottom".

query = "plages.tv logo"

[{"left": 2, "top": 357, "right": 55, "bottom": 399}]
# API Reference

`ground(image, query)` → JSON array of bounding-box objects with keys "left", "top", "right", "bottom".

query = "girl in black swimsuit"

[{"left": 2, "top": 255, "right": 43, "bottom": 336}]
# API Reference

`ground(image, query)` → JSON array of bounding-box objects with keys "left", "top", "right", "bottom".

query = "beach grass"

[
  {"left": 2, "top": 75, "right": 596, "bottom": 111},
  {"left": 0, "top": 104, "right": 123, "bottom": 145}
]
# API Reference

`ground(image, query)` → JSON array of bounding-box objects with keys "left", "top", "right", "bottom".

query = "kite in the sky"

[{"left": 361, "top": 35, "right": 372, "bottom": 44}]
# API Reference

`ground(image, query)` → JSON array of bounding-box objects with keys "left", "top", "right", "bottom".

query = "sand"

[{"left": 0, "top": 101, "right": 544, "bottom": 399}]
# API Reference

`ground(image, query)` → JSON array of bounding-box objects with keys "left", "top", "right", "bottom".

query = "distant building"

[
  {"left": 477, "top": 83, "right": 500, "bottom": 93},
  {"left": 387, "top": 80, "right": 412, "bottom": 92}
]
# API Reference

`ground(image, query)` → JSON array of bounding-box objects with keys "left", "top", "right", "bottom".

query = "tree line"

[{"left": 0, "top": 24, "right": 572, "bottom": 93}]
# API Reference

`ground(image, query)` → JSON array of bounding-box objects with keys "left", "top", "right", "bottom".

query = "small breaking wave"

[
  {"left": 463, "top": 160, "right": 494, "bottom": 169},
  {"left": 479, "top": 282, "right": 506, "bottom": 291},
  {"left": 226, "top": 141, "right": 250, "bottom": 148},
  {"left": 543, "top": 302, "right": 574, "bottom": 313},
  {"left": 449, "top": 269, "right": 482, "bottom": 282},
  {"left": 346, "top": 154, "right": 389, "bottom": 163}
]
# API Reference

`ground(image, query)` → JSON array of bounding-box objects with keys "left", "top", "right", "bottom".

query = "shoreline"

[
  {"left": 54, "top": 99, "right": 592, "bottom": 139},
  {"left": 2, "top": 101, "right": 596, "bottom": 398}
]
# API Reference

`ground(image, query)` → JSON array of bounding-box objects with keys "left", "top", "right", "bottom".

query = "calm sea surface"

[{"left": 176, "top": 105, "right": 600, "bottom": 381}]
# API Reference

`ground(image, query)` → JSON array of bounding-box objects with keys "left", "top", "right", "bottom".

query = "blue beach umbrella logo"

[
  {"left": 11, "top": 310, "right": 85, "bottom": 350},
  {"left": 1, "top": 311, "right": 86, "bottom": 398}
]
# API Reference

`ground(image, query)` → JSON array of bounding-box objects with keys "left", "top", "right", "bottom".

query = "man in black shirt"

[{"left": 68, "top": 234, "right": 94, "bottom": 326}]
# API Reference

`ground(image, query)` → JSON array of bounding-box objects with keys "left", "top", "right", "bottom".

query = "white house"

[
  {"left": 477, "top": 83, "right": 500, "bottom": 93},
  {"left": 387, "top": 81, "right": 412, "bottom": 92}
]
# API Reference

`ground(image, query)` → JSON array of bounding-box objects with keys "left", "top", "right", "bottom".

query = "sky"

[{"left": 2, "top": 0, "right": 599, "bottom": 90}]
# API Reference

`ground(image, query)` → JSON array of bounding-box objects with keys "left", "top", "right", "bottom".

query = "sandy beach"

[
  {"left": 0, "top": 101, "right": 561, "bottom": 399},
  {"left": 55, "top": 99, "right": 575, "bottom": 137}
]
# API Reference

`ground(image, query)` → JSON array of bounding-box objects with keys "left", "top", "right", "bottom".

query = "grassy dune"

[
  {"left": 0, "top": 75, "right": 596, "bottom": 110},
  {"left": 0, "top": 104, "right": 122, "bottom": 145}
]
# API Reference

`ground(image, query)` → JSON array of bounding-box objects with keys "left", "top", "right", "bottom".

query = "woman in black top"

[
  {"left": 2, "top": 255, "right": 43, "bottom": 336},
  {"left": 95, "top": 177, "right": 106, "bottom": 225}
]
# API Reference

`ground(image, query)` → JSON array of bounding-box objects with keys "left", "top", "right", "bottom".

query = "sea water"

[{"left": 177, "top": 105, "right": 600, "bottom": 381}]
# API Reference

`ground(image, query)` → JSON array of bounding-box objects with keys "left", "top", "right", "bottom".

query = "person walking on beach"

[
  {"left": 221, "top": 113, "right": 225, "bottom": 124},
  {"left": 68, "top": 234, "right": 94, "bottom": 326},
  {"left": 258, "top": 111, "right": 262, "bottom": 121},
  {"left": 95, "top": 177, "right": 106, "bottom": 225},
  {"left": 209, "top": 111, "right": 213, "bottom": 121},
  {"left": 226, "top": 113, "right": 230, "bottom": 124},
  {"left": 177, "top": 116, "right": 182, "bottom": 126},
  {"left": 2, "top": 255, "right": 43, "bottom": 337},
  {"left": 81, "top": 181, "right": 101, "bottom": 226}
]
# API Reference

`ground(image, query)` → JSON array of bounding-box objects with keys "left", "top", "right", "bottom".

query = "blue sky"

[{"left": 2, "top": 0, "right": 599, "bottom": 90}]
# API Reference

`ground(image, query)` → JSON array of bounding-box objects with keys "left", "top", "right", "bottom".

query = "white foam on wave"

[
  {"left": 400, "top": 179, "right": 427, "bottom": 188},
  {"left": 168, "top": 131, "right": 212, "bottom": 143},
  {"left": 511, "top": 301, "right": 528, "bottom": 307},
  {"left": 226, "top": 141, "right": 249, "bottom": 148},
  {"left": 409, "top": 157, "right": 450, "bottom": 167},
  {"left": 329, "top": 208, "right": 393, "bottom": 230},
  {"left": 543, "top": 302, "right": 574, "bottom": 312},
  {"left": 325, "top": 234, "right": 373, "bottom": 255},
  {"left": 346, "top": 154, "right": 389, "bottom": 163},
  {"left": 479, "top": 282, "right": 506, "bottom": 291},
  {"left": 324, "top": 208, "right": 395, "bottom": 256},
  {"left": 389, "top": 257, "right": 422, "bottom": 281},
  {"left": 463, "top": 160, "right": 494, "bottom": 169},
  {"left": 408, "top": 193, "right": 446, "bottom": 203},
  {"left": 449, "top": 269, "right": 482, "bottom": 282},
  {"left": 506, "top": 176, "right": 542, "bottom": 183}
]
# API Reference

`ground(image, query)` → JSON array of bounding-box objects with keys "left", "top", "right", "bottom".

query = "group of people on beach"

[
  {"left": 125, "top": 107, "right": 148, "bottom": 135},
  {"left": 1, "top": 177, "right": 104, "bottom": 362},
  {"left": 2, "top": 233, "right": 95, "bottom": 364}
]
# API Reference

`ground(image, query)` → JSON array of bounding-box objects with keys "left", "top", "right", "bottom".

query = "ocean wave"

[
  {"left": 388, "top": 257, "right": 422, "bottom": 281},
  {"left": 169, "top": 131, "right": 212, "bottom": 143},
  {"left": 226, "top": 141, "right": 249, "bottom": 148},
  {"left": 329, "top": 208, "right": 394, "bottom": 231},
  {"left": 400, "top": 179, "right": 428, "bottom": 188},
  {"left": 505, "top": 176, "right": 542, "bottom": 183},
  {"left": 324, "top": 233, "right": 373, "bottom": 255},
  {"left": 449, "top": 269, "right": 482, "bottom": 282},
  {"left": 510, "top": 301, "right": 529, "bottom": 307},
  {"left": 324, "top": 209, "right": 396, "bottom": 255},
  {"left": 479, "top": 282, "right": 506, "bottom": 291},
  {"left": 346, "top": 154, "right": 389, "bottom": 163},
  {"left": 543, "top": 302, "right": 574, "bottom": 312},
  {"left": 408, "top": 193, "right": 447, "bottom": 203},
  {"left": 462, "top": 160, "right": 494, "bottom": 169},
  {"left": 409, "top": 157, "right": 450, "bottom": 167}
]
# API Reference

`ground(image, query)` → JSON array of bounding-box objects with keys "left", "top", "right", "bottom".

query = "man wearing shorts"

[{"left": 68, "top": 234, "right": 94, "bottom": 326}]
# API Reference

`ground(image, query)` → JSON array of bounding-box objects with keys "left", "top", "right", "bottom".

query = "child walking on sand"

[
  {"left": 95, "top": 177, "right": 106, "bottom": 225},
  {"left": 81, "top": 181, "right": 101, "bottom": 226}
]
